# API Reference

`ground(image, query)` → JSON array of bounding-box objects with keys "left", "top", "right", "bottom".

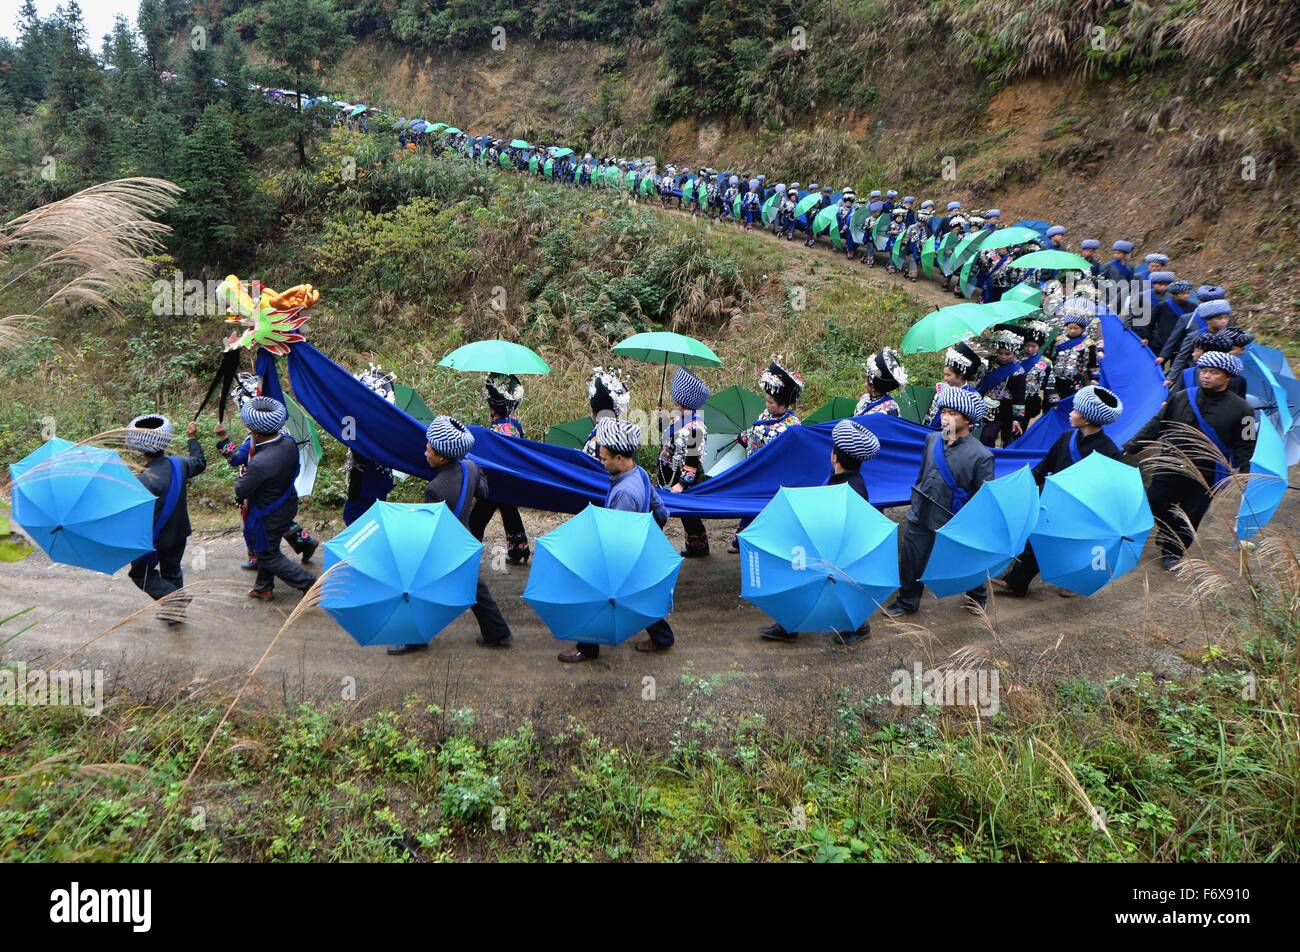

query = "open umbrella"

[
  {"left": 937, "top": 230, "right": 962, "bottom": 276},
  {"left": 443, "top": 127, "right": 462, "bottom": 135},
  {"left": 1001, "top": 282, "right": 1043, "bottom": 307},
  {"left": 793, "top": 193, "right": 821, "bottom": 221},
  {"left": 545, "top": 416, "right": 595, "bottom": 451},
  {"left": 762, "top": 191, "right": 781, "bottom": 225},
  {"left": 700, "top": 385, "right": 765, "bottom": 476},
  {"left": 739, "top": 484, "right": 899, "bottom": 633},
  {"left": 901, "top": 303, "right": 994, "bottom": 354},
  {"left": 813, "top": 206, "right": 843, "bottom": 249},
  {"left": 920, "top": 465, "right": 1039, "bottom": 596},
  {"left": 803, "top": 397, "right": 859, "bottom": 425},
  {"left": 895, "top": 384, "right": 940, "bottom": 425},
  {"left": 392, "top": 383, "right": 436, "bottom": 425},
  {"left": 871, "top": 210, "right": 891, "bottom": 251},
  {"left": 981, "top": 300, "right": 1040, "bottom": 323},
  {"left": 544, "top": 157, "right": 555, "bottom": 178},
  {"left": 438, "top": 340, "right": 551, "bottom": 375},
  {"left": 349, "top": 104, "right": 368, "bottom": 117},
  {"left": 9, "top": 438, "right": 155, "bottom": 575},
  {"left": 1242, "top": 349, "right": 1293, "bottom": 434},
  {"left": 976, "top": 226, "right": 1043, "bottom": 253},
  {"left": 552, "top": 147, "right": 574, "bottom": 158},
  {"left": 1236, "top": 417, "right": 1289, "bottom": 542},
  {"left": 921, "top": 235, "right": 938, "bottom": 277},
  {"left": 320, "top": 501, "right": 482, "bottom": 646},
  {"left": 849, "top": 205, "right": 871, "bottom": 245},
  {"left": 284, "top": 395, "right": 321, "bottom": 498},
  {"left": 1009, "top": 249, "right": 1094, "bottom": 272},
  {"left": 612, "top": 331, "right": 722, "bottom": 408},
  {"left": 947, "top": 229, "right": 990, "bottom": 277},
  {"left": 1027, "top": 452, "right": 1153, "bottom": 596},
  {"left": 509, "top": 139, "right": 531, "bottom": 149},
  {"left": 523, "top": 505, "right": 683, "bottom": 645}
]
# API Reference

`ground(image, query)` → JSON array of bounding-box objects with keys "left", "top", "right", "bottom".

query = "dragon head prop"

[{"left": 218, "top": 274, "right": 319, "bottom": 356}]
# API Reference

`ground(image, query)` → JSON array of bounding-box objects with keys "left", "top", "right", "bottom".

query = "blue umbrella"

[
  {"left": 1236, "top": 417, "right": 1289, "bottom": 542},
  {"left": 9, "top": 438, "right": 155, "bottom": 575},
  {"left": 522, "top": 505, "right": 682, "bottom": 645},
  {"left": 1243, "top": 349, "right": 1292, "bottom": 433},
  {"left": 920, "top": 465, "right": 1039, "bottom": 597},
  {"left": 1028, "top": 452, "right": 1153, "bottom": 596},
  {"left": 739, "top": 484, "right": 899, "bottom": 632},
  {"left": 320, "top": 500, "right": 482, "bottom": 646}
]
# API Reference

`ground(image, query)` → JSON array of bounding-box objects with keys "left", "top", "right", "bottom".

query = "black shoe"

[
  {"left": 1160, "top": 555, "right": 1180, "bottom": 571},
  {"left": 476, "top": 634, "right": 512, "bottom": 647},
  {"left": 760, "top": 623, "right": 798, "bottom": 642},
  {"left": 881, "top": 601, "right": 915, "bottom": 618},
  {"left": 991, "top": 578, "right": 1027, "bottom": 597},
  {"left": 386, "top": 643, "right": 429, "bottom": 655},
  {"left": 681, "top": 546, "right": 710, "bottom": 558},
  {"left": 299, "top": 539, "right": 319, "bottom": 564},
  {"left": 834, "top": 623, "right": 870, "bottom": 645}
]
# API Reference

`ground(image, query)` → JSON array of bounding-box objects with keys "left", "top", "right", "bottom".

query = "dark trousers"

[
  {"left": 471, "top": 579, "right": 512, "bottom": 643},
  {"left": 468, "top": 500, "right": 525, "bottom": 539},
  {"left": 1001, "top": 542, "right": 1040, "bottom": 593},
  {"left": 980, "top": 418, "right": 1017, "bottom": 448},
  {"left": 253, "top": 504, "right": 317, "bottom": 593},
  {"left": 895, "top": 520, "right": 987, "bottom": 612},
  {"left": 1146, "top": 473, "right": 1213, "bottom": 559},
  {"left": 129, "top": 545, "right": 185, "bottom": 601},
  {"left": 577, "top": 618, "right": 673, "bottom": 658}
]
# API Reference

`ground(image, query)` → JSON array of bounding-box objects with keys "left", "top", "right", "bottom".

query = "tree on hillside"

[
  {"left": 102, "top": 16, "right": 153, "bottom": 119},
  {"left": 257, "top": 0, "right": 351, "bottom": 166},
  {"left": 170, "top": 102, "right": 267, "bottom": 269},
  {"left": 175, "top": 24, "right": 220, "bottom": 126},
  {"left": 7, "top": 0, "right": 52, "bottom": 108},
  {"left": 47, "top": 1, "right": 100, "bottom": 116},
  {"left": 136, "top": 0, "right": 170, "bottom": 75}
]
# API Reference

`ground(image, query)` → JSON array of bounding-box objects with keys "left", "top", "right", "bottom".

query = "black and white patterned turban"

[
  {"left": 425, "top": 415, "right": 475, "bottom": 459},
  {"left": 125, "top": 414, "right": 174, "bottom": 454},
  {"left": 241, "top": 396, "right": 288, "bottom": 435},
  {"left": 832, "top": 420, "right": 880, "bottom": 462},
  {"left": 934, "top": 384, "right": 985, "bottom": 424},
  {"left": 1073, "top": 385, "right": 1123, "bottom": 426},
  {"left": 670, "top": 367, "right": 711, "bottom": 411},
  {"left": 1196, "top": 351, "right": 1244, "bottom": 378},
  {"left": 594, "top": 417, "right": 641, "bottom": 455}
]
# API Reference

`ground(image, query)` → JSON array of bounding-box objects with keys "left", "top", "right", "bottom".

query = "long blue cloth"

[{"left": 272, "top": 313, "right": 1165, "bottom": 518}]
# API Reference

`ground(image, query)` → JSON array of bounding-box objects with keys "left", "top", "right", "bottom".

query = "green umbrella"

[
  {"left": 509, "top": 139, "right": 531, "bottom": 149},
  {"left": 349, "top": 104, "right": 367, "bottom": 117},
  {"left": 499, "top": 152, "right": 511, "bottom": 168},
  {"left": 803, "top": 397, "right": 859, "bottom": 425},
  {"left": 891, "top": 227, "right": 906, "bottom": 269},
  {"left": 959, "top": 252, "right": 980, "bottom": 298},
  {"left": 625, "top": 170, "right": 637, "bottom": 191},
  {"left": 613, "top": 331, "right": 722, "bottom": 408},
  {"left": 392, "top": 383, "right": 436, "bottom": 425},
  {"left": 948, "top": 229, "right": 990, "bottom": 276},
  {"left": 605, "top": 166, "right": 621, "bottom": 187},
  {"left": 1009, "top": 249, "right": 1094, "bottom": 272},
  {"left": 762, "top": 191, "right": 781, "bottom": 225},
  {"left": 640, "top": 175, "right": 657, "bottom": 197},
  {"left": 921, "top": 234, "right": 937, "bottom": 277},
  {"left": 895, "top": 384, "right": 939, "bottom": 425},
  {"left": 696, "top": 179, "right": 709, "bottom": 204},
  {"left": 284, "top": 396, "right": 321, "bottom": 498},
  {"left": 901, "top": 303, "right": 993, "bottom": 355},
  {"left": 982, "top": 300, "right": 1040, "bottom": 322},
  {"left": 794, "top": 193, "right": 821, "bottom": 219},
  {"left": 701, "top": 386, "right": 766, "bottom": 477},
  {"left": 978, "top": 226, "right": 1044, "bottom": 253},
  {"left": 871, "top": 211, "right": 891, "bottom": 250},
  {"left": 442, "top": 127, "right": 461, "bottom": 135},
  {"left": 849, "top": 205, "right": 871, "bottom": 244},
  {"left": 1001, "top": 282, "right": 1043, "bottom": 306},
  {"left": 732, "top": 193, "right": 742, "bottom": 218},
  {"left": 529, "top": 155, "right": 540, "bottom": 174},
  {"left": 813, "top": 206, "right": 841, "bottom": 248},
  {"left": 552, "top": 147, "right": 574, "bottom": 158},
  {"left": 545, "top": 416, "right": 594, "bottom": 451},
  {"left": 544, "top": 158, "right": 555, "bottom": 178},
  {"left": 426, "top": 122, "right": 447, "bottom": 133},
  {"left": 938, "top": 230, "right": 961, "bottom": 275},
  {"left": 438, "top": 340, "right": 551, "bottom": 375}
]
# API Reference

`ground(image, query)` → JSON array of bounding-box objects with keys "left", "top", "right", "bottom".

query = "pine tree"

[
  {"left": 48, "top": 1, "right": 100, "bottom": 115},
  {"left": 10, "top": 0, "right": 51, "bottom": 107},
  {"left": 258, "top": 0, "right": 351, "bottom": 165},
  {"left": 176, "top": 26, "right": 219, "bottom": 126}
]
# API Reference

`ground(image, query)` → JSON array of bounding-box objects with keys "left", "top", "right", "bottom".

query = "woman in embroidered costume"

[
  {"left": 658, "top": 367, "right": 712, "bottom": 557},
  {"left": 855, "top": 347, "right": 908, "bottom": 416},
  {"left": 729, "top": 357, "right": 803, "bottom": 553},
  {"left": 468, "top": 373, "right": 531, "bottom": 564}
]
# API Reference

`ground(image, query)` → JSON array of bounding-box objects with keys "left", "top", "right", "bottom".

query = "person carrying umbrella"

[
  {"left": 468, "top": 373, "right": 531, "bottom": 565},
  {"left": 977, "top": 327, "right": 1030, "bottom": 448},
  {"left": 1049, "top": 299, "right": 1100, "bottom": 400},
  {"left": 582, "top": 367, "right": 632, "bottom": 459},
  {"left": 806, "top": 184, "right": 833, "bottom": 247},
  {"left": 388, "top": 417, "right": 514, "bottom": 654},
  {"left": 125, "top": 415, "right": 207, "bottom": 625},
  {"left": 925, "top": 341, "right": 983, "bottom": 429},
  {"left": 760, "top": 420, "right": 882, "bottom": 645},
  {"left": 741, "top": 181, "right": 761, "bottom": 230},
  {"left": 657, "top": 368, "right": 712, "bottom": 558},
  {"left": 729, "top": 358, "right": 804, "bottom": 553},
  {"left": 993, "top": 385, "right": 1125, "bottom": 598},
  {"left": 854, "top": 347, "right": 909, "bottom": 417},
  {"left": 904, "top": 205, "right": 932, "bottom": 280},
  {"left": 778, "top": 184, "right": 799, "bottom": 240},
  {"left": 884, "top": 386, "right": 994, "bottom": 617},
  {"left": 559, "top": 418, "right": 675, "bottom": 663},
  {"left": 235, "top": 397, "right": 318, "bottom": 602},
  {"left": 1123, "top": 351, "right": 1257, "bottom": 570},
  {"left": 1014, "top": 320, "right": 1058, "bottom": 423},
  {"left": 837, "top": 189, "right": 858, "bottom": 259}
]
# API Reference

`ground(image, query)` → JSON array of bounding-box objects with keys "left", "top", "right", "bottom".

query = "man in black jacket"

[
  {"left": 235, "top": 397, "right": 317, "bottom": 600},
  {"left": 994, "top": 386, "right": 1124, "bottom": 597},
  {"left": 388, "top": 416, "right": 513, "bottom": 655},
  {"left": 126, "top": 414, "right": 206, "bottom": 625},
  {"left": 1125, "top": 352, "right": 1257, "bottom": 569}
]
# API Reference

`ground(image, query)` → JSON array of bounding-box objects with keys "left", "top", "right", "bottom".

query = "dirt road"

[{"left": 5, "top": 490, "right": 1289, "bottom": 739}]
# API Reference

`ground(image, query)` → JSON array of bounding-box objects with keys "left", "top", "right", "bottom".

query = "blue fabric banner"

[{"left": 268, "top": 311, "right": 1166, "bottom": 519}]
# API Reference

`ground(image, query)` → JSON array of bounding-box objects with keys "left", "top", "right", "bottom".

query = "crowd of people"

[{"left": 113, "top": 92, "right": 1267, "bottom": 660}]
